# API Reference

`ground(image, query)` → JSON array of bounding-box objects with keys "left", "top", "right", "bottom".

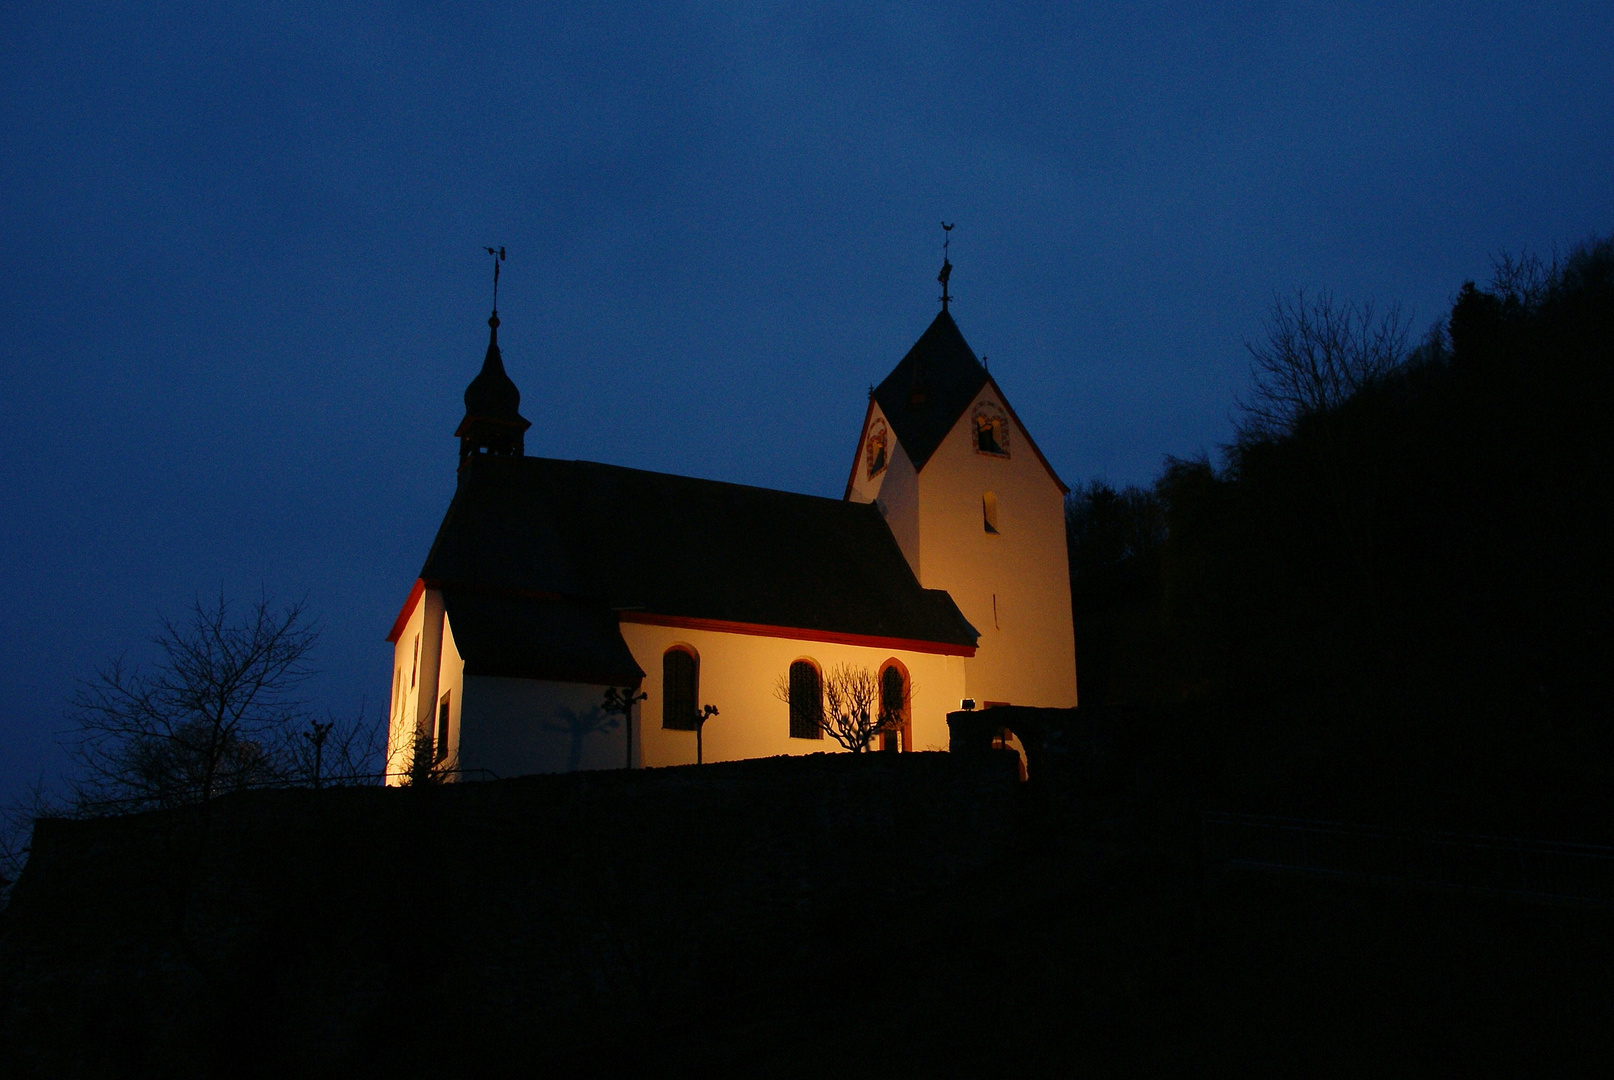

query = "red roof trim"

[
  {"left": 385, "top": 578, "right": 426, "bottom": 643},
  {"left": 618, "top": 611, "right": 977, "bottom": 657}
]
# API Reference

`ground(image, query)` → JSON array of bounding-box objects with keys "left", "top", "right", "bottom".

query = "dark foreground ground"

[
  {"left": 696, "top": 844, "right": 1614, "bottom": 1078},
  {"left": 2, "top": 751, "right": 1611, "bottom": 1077}
]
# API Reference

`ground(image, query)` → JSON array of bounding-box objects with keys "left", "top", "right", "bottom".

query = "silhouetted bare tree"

[
  {"left": 65, "top": 593, "right": 319, "bottom": 812},
  {"left": 1237, "top": 288, "right": 1412, "bottom": 441},
  {"left": 774, "top": 664, "right": 905, "bottom": 753},
  {"left": 0, "top": 780, "right": 58, "bottom": 908}
]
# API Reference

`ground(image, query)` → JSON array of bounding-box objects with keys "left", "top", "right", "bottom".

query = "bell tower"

[
  {"left": 845, "top": 236, "right": 1076, "bottom": 709},
  {"left": 455, "top": 310, "right": 531, "bottom": 468}
]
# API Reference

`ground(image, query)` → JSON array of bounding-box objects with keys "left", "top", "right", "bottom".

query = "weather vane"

[
  {"left": 938, "top": 222, "right": 955, "bottom": 310},
  {"left": 484, "top": 246, "right": 506, "bottom": 312}
]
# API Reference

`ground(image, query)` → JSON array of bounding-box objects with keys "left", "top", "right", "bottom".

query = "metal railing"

[{"left": 1202, "top": 811, "right": 1614, "bottom": 908}]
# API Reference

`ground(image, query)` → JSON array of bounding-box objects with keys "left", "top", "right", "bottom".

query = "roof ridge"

[{"left": 479, "top": 454, "right": 882, "bottom": 511}]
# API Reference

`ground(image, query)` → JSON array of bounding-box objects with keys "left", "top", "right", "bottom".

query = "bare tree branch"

[
  {"left": 64, "top": 592, "right": 321, "bottom": 812},
  {"left": 0, "top": 778, "right": 60, "bottom": 907},
  {"left": 1237, "top": 288, "right": 1413, "bottom": 441},
  {"left": 283, "top": 705, "right": 383, "bottom": 789},
  {"left": 774, "top": 663, "right": 909, "bottom": 753}
]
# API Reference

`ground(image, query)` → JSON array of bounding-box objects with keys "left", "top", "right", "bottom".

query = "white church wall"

[
  {"left": 412, "top": 589, "right": 446, "bottom": 755},
  {"left": 457, "top": 676, "right": 629, "bottom": 776},
  {"left": 913, "top": 384, "right": 1077, "bottom": 709},
  {"left": 437, "top": 616, "right": 465, "bottom": 769},
  {"left": 848, "top": 402, "right": 922, "bottom": 579},
  {"left": 385, "top": 587, "right": 428, "bottom": 782},
  {"left": 620, "top": 621, "right": 967, "bottom": 768},
  {"left": 383, "top": 586, "right": 465, "bottom": 783}
]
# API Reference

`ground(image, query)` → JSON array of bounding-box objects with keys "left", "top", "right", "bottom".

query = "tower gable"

[
  {"left": 854, "top": 310, "right": 1067, "bottom": 497},
  {"left": 869, "top": 310, "right": 990, "bottom": 473},
  {"left": 848, "top": 299, "right": 1075, "bottom": 710},
  {"left": 846, "top": 399, "right": 921, "bottom": 576}
]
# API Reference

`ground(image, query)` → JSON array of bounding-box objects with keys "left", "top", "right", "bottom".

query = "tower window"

[
  {"left": 411, "top": 634, "right": 421, "bottom": 687},
  {"left": 983, "top": 491, "right": 999, "bottom": 534},
  {"left": 663, "top": 648, "right": 700, "bottom": 730},
  {"left": 788, "top": 660, "right": 824, "bottom": 740}
]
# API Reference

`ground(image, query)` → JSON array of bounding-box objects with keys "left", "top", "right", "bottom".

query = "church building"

[{"left": 384, "top": 261, "right": 1076, "bottom": 779}]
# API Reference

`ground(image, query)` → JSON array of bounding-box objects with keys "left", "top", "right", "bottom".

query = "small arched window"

[
  {"left": 983, "top": 491, "right": 1000, "bottom": 534},
  {"left": 878, "top": 662, "right": 910, "bottom": 753},
  {"left": 881, "top": 665, "right": 906, "bottom": 721},
  {"left": 788, "top": 660, "right": 823, "bottom": 740},
  {"left": 662, "top": 647, "right": 699, "bottom": 730}
]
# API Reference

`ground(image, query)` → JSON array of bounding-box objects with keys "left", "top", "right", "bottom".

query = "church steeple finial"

[
  {"left": 456, "top": 248, "right": 530, "bottom": 471},
  {"left": 937, "top": 222, "right": 954, "bottom": 311}
]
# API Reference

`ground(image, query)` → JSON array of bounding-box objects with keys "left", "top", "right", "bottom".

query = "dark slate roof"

[
  {"left": 422, "top": 456, "right": 979, "bottom": 648},
  {"left": 872, "top": 309, "right": 990, "bottom": 470},
  {"left": 441, "top": 590, "right": 644, "bottom": 684}
]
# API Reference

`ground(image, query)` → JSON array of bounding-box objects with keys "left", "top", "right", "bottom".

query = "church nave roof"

[{"left": 421, "top": 455, "right": 980, "bottom": 656}]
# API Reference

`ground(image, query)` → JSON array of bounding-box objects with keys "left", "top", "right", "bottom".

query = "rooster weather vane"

[
  {"left": 484, "top": 246, "right": 505, "bottom": 312},
  {"left": 938, "top": 222, "right": 954, "bottom": 310}
]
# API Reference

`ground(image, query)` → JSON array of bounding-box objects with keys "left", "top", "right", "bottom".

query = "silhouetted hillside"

[{"left": 1070, "top": 237, "right": 1614, "bottom": 837}]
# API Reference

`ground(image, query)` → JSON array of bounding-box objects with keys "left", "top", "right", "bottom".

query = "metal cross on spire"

[
  {"left": 938, "top": 222, "right": 955, "bottom": 310},
  {"left": 483, "top": 246, "right": 506, "bottom": 313}
]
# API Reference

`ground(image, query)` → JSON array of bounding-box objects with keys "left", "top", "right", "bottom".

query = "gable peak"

[{"left": 870, "top": 309, "right": 988, "bottom": 471}]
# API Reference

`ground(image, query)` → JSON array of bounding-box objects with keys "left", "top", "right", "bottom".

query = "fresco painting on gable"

[
  {"left": 866, "top": 419, "right": 889, "bottom": 478},
  {"left": 974, "top": 403, "right": 1009, "bottom": 458}
]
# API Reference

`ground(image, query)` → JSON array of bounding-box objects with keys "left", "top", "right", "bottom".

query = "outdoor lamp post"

[{"left": 694, "top": 704, "right": 719, "bottom": 764}]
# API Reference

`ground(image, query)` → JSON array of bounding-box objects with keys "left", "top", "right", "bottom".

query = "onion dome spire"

[{"left": 455, "top": 308, "right": 531, "bottom": 469}]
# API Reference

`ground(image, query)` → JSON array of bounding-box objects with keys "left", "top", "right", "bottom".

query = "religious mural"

[
  {"left": 974, "top": 402, "right": 1010, "bottom": 458},
  {"left": 866, "top": 419, "right": 889, "bottom": 478}
]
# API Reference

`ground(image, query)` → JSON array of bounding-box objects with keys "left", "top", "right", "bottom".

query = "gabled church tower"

[{"left": 846, "top": 254, "right": 1077, "bottom": 710}]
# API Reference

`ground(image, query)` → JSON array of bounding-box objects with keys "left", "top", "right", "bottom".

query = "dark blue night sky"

[{"left": 2, "top": 2, "right": 1610, "bottom": 793}]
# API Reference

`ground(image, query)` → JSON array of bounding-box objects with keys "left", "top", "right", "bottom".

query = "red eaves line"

[
  {"left": 618, "top": 611, "right": 977, "bottom": 657},
  {"left": 386, "top": 578, "right": 426, "bottom": 643}
]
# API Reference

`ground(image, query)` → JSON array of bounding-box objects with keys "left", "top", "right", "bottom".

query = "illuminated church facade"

[{"left": 384, "top": 270, "right": 1075, "bottom": 779}]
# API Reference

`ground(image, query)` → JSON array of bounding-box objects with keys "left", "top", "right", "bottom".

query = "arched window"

[
  {"left": 879, "top": 662, "right": 910, "bottom": 753},
  {"left": 788, "top": 660, "right": 823, "bottom": 740},
  {"left": 983, "top": 491, "right": 1000, "bottom": 534},
  {"left": 881, "top": 665, "right": 905, "bottom": 720},
  {"left": 662, "top": 647, "right": 699, "bottom": 730}
]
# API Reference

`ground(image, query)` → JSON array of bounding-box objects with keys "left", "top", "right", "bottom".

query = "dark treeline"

[{"left": 1069, "top": 237, "right": 1614, "bottom": 839}]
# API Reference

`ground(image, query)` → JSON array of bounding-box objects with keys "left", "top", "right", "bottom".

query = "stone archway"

[{"left": 944, "top": 704, "right": 1077, "bottom": 781}]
